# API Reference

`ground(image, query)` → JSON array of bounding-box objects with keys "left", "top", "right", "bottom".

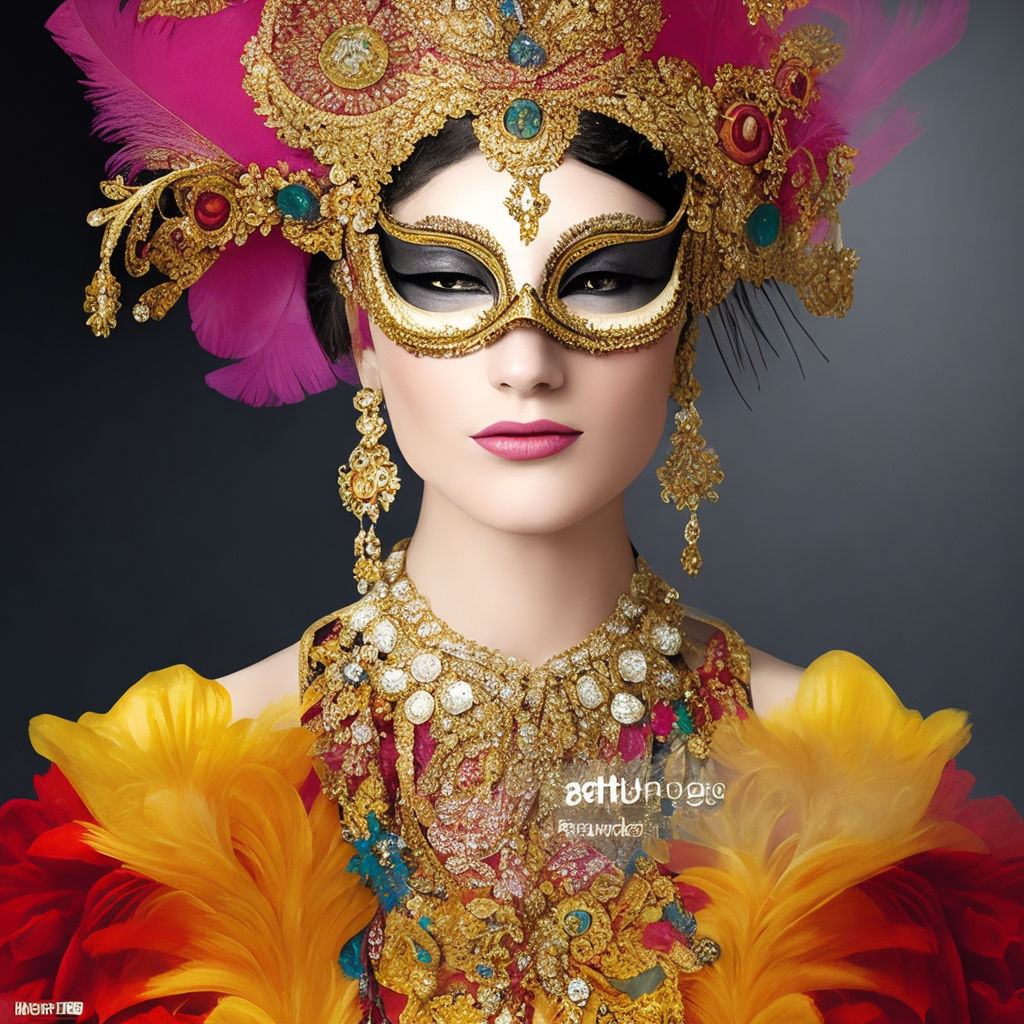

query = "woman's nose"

[{"left": 486, "top": 326, "right": 567, "bottom": 395}]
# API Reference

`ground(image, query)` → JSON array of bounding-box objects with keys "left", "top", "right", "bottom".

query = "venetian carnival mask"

[{"left": 48, "top": 0, "right": 959, "bottom": 405}]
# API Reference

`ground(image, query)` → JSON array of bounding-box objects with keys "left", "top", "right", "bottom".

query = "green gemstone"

[
  {"left": 563, "top": 909, "right": 592, "bottom": 935},
  {"left": 504, "top": 98, "right": 543, "bottom": 140},
  {"left": 745, "top": 202, "right": 781, "bottom": 247},
  {"left": 276, "top": 183, "right": 319, "bottom": 222},
  {"left": 676, "top": 704, "right": 694, "bottom": 735},
  {"left": 508, "top": 30, "right": 546, "bottom": 68}
]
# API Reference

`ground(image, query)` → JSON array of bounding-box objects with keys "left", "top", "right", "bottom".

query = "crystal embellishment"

[
  {"left": 651, "top": 623, "right": 683, "bottom": 656},
  {"left": 380, "top": 667, "right": 408, "bottom": 695},
  {"left": 404, "top": 690, "right": 435, "bottom": 724},
  {"left": 576, "top": 675, "right": 604, "bottom": 709},
  {"left": 350, "top": 602, "right": 378, "bottom": 630},
  {"left": 610, "top": 692, "right": 646, "bottom": 724},
  {"left": 411, "top": 652, "right": 442, "bottom": 683},
  {"left": 617, "top": 649, "right": 648, "bottom": 683},
  {"left": 342, "top": 661, "right": 368, "bottom": 685},
  {"left": 370, "top": 618, "right": 398, "bottom": 653},
  {"left": 567, "top": 977, "right": 591, "bottom": 1004},
  {"left": 440, "top": 680, "right": 474, "bottom": 715}
]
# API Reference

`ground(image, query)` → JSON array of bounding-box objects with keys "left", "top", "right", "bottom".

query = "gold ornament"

[
  {"left": 658, "top": 401, "right": 724, "bottom": 578},
  {"left": 338, "top": 387, "right": 401, "bottom": 592},
  {"left": 299, "top": 542, "right": 752, "bottom": 1021},
  {"left": 76, "top": 0, "right": 860, "bottom": 340},
  {"left": 658, "top": 325, "right": 723, "bottom": 578}
]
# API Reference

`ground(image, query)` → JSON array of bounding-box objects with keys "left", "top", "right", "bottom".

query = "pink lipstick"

[{"left": 471, "top": 419, "right": 582, "bottom": 461}]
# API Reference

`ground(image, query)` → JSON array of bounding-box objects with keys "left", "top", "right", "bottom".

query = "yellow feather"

[
  {"left": 30, "top": 666, "right": 376, "bottom": 1024},
  {"left": 676, "top": 651, "right": 982, "bottom": 1023}
]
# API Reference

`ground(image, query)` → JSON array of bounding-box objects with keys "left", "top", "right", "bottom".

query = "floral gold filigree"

[
  {"left": 298, "top": 543, "right": 752, "bottom": 1022},
  {"left": 79, "top": 1, "right": 861, "bottom": 350}
]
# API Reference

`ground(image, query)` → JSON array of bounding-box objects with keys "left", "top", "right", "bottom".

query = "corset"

[{"left": 300, "top": 543, "right": 751, "bottom": 1023}]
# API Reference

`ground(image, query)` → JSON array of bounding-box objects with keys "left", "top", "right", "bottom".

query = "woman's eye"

[
  {"left": 426, "top": 274, "right": 490, "bottom": 293},
  {"left": 561, "top": 272, "right": 642, "bottom": 296},
  {"left": 578, "top": 274, "right": 624, "bottom": 293}
]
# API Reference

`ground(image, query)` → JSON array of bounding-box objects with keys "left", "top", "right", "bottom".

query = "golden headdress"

[{"left": 49, "top": 0, "right": 968, "bottom": 404}]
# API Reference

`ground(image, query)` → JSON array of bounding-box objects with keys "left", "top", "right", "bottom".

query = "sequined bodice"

[{"left": 299, "top": 544, "right": 751, "bottom": 1023}]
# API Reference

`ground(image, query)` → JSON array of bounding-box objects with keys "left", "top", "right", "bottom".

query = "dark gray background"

[{"left": 4, "top": 4, "right": 1022, "bottom": 808}]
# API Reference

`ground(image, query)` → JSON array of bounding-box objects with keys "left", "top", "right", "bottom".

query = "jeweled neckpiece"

[{"left": 299, "top": 543, "right": 752, "bottom": 1020}]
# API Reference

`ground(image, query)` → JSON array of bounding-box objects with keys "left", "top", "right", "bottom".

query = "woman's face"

[{"left": 356, "top": 151, "right": 681, "bottom": 536}]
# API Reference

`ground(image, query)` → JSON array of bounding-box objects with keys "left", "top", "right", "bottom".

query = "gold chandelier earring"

[
  {"left": 656, "top": 322, "right": 724, "bottom": 577},
  {"left": 339, "top": 387, "right": 401, "bottom": 592}
]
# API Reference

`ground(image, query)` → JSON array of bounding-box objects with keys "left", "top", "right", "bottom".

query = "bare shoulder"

[
  {"left": 747, "top": 645, "right": 804, "bottom": 716},
  {"left": 217, "top": 642, "right": 302, "bottom": 721},
  {"left": 680, "top": 610, "right": 803, "bottom": 716}
]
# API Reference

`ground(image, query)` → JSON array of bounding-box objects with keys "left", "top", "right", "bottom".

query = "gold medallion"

[{"left": 319, "top": 24, "right": 389, "bottom": 90}]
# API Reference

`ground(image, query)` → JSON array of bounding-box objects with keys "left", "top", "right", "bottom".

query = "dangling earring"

[
  {"left": 339, "top": 388, "right": 401, "bottom": 592},
  {"left": 656, "top": 321, "right": 723, "bottom": 577}
]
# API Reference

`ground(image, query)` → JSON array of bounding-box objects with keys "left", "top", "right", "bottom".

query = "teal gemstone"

[
  {"left": 276, "top": 183, "right": 319, "bottom": 222},
  {"left": 418, "top": 916, "right": 432, "bottom": 930},
  {"left": 675, "top": 704, "right": 694, "bottom": 735},
  {"left": 508, "top": 30, "right": 546, "bottom": 68},
  {"left": 476, "top": 964, "right": 494, "bottom": 978},
  {"left": 415, "top": 946, "right": 432, "bottom": 964},
  {"left": 504, "top": 99, "right": 543, "bottom": 140},
  {"left": 499, "top": 0, "right": 518, "bottom": 16},
  {"left": 745, "top": 202, "right": 781, "bottom": 247},
  {"left": 563, "top": 909, "right": 592, "bottom": 935}
]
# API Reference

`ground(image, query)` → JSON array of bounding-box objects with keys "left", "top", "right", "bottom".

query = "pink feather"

[
  {"left": 188, "top": 232, "right": 356, "bottom": 407},
  {"left": 46, "top": 0, "right": 310, "bottom": 175},
  {"left": 647, "top": 0, "right": 772, "bottom": 83},
  {"left": 791, "top": 0, "right": 969, "bottom": 184}
]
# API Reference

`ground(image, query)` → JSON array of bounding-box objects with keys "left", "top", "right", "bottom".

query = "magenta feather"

[
  {"left": 46, "top": 0, "right": 309, "bottom": 175},
  {"left": 792, "top": 0, "right": 969, "bottom": 184},
  {"left": 647, "top": 0, "right": 770, "bottom": 82},
  {"left": 189, "top": 233, "right": 356, "bottom": 407}
]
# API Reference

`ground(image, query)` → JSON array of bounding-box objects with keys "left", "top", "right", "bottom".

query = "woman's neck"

[{"left": 403, "top": 485, "right": 636, "bottom": 666}]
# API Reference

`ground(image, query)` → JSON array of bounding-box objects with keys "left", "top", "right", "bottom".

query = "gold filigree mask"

[{"left": 345, "top": 201, "right": 689, "bottom": 357}]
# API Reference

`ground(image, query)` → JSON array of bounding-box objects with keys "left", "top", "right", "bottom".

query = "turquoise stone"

[
  {"left": 745, "top": 202, "right": 781, "bottom": 247},
  {"left": 504, "top": 98, "right": 543, "bottom": 139},
  {"left": 508, "top": 30, "right": 546, "bottom": 68},
  {"left": 476, "top": 964, "right": 494, "bottom": 978},
  {"left": 275, "top": 183, "right": 319, "bottom": 222},
  {"left": 418, "top": 916, "right": 432, "bottom": 930},
  {"left": 499, "top": 0, "right": 518, "bottom": 16},
  {"left": 415, "top": 946, "right": 432, "bottom": 964},
  {"left": 564, "top": 909, "right": 592, "bottom": 935},
  {"left": 675, "top": 703, "right": 694, "bottom": 735}
]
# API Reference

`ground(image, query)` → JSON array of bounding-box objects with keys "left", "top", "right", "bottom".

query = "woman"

[{"left": 3, "top": 1, "right": 1022, "bottom": 1022}]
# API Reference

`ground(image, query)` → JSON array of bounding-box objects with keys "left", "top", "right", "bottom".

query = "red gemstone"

[
  {"left": 719, "top": 103, "right": 772, "bottom": 165},
  {"left": 194, "top": 191, "right": 231, "bottom": 231}
]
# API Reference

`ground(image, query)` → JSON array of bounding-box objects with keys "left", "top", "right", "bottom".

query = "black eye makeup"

[
  {"left": 556, "top": 231, "right": 682, "bottom": 314},
  {"left": 379, "top": 233, "right": 499, "bottom": 312}
]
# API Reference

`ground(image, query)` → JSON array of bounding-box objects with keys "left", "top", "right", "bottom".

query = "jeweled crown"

[{"left": 48, "top": 0, "right": 968, "bottom": 405}]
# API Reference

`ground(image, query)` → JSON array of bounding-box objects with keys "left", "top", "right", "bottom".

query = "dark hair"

[{"left": 307, "top": 112, "right": 685, "bottom": 361}]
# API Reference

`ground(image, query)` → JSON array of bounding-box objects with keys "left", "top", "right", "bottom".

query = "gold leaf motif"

[{"left": 137, "top": 0, "right": 232, "bottom": 21}]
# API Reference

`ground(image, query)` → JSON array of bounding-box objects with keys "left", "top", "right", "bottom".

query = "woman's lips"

[{"left": 471, "top": 419, "right": 582, "bottom": 461}]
